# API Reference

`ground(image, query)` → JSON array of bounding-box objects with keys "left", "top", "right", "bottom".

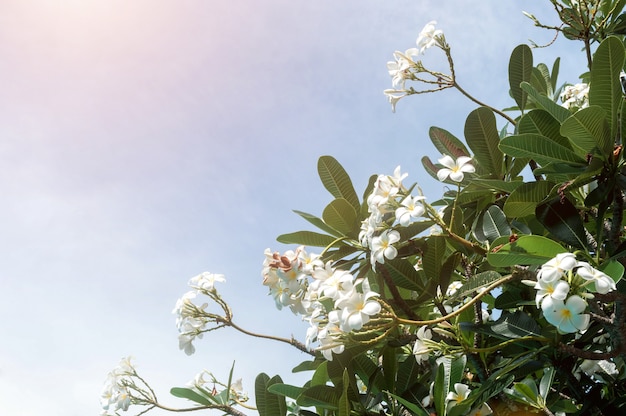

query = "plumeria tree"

[{"left": 102, "top": 1, "right": 626, "bottom": 415}]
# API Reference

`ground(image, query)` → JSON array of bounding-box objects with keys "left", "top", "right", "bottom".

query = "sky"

[{"left": 0, "top": 1, "right": 586, "bottom": 415}]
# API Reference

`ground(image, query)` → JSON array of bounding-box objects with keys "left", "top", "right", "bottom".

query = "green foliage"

[{"left": 116, "top": 3, "right": 626, "bottom": 416}]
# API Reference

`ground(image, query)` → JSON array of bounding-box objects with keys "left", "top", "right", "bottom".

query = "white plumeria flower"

[
  {"left": 370, "top": 229, "right": 400, "bottom": 266},
  {"left": 534, "top": 278, "right": 570, "bottom": 309},
  {"left": 560, "top": 83, "right": 589, "bottom": 110},
  {"left": 384, "top": 89, "right": 408, "bottom": 112},
  {"left": 468, "top": 402, "right": 493, "bottom": 416},
  {"left": 538, "top": 253, "right": 578, "bottom": 283},
  {"left": 395, "top": 195, "right": 426, "bottom": 226},
  {"left": 577, "top": 358, "right": 618, "bottom": 382},
  {"left": 387, "top": 51, "right": 414, "bottom": 89},
  {"left": 436, "top": 155, "right": 475, "bottom": 182},
  {"left": 542, "top": 295, "right": 590, "bottom": 334},
  {"left": 446, "top": 383, "right": 471, "bottom": 407},
  {"left": 317, "top": 322, "right": 345, "bottom": 361},
  {"left": 407, "top": 20, "right": 444, "bottom": 57},
  {"left": 412, "top": 326, "right": 433, "bottom": 364},
  {"left": 334, "top": 287, "right": 381, "bottom": 331},
  {"left": 189, "top": 272, "right": 225, "bottom": 292},
  {"left": 576, "top": 262, "right": 617, "bottom": 294}
]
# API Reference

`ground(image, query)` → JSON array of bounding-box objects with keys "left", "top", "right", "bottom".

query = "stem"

[
  {"left": 453, "top": 81, "right": 516, "bottom": 125},
  {"left": 151, "top": 402, "right": 248, "bottom": 416},
  {"left": 396, "top": 274, "right": 515, "bottom": 326},
  {"left": 222, "top": 318, "right": 315, "bottom": 356}
]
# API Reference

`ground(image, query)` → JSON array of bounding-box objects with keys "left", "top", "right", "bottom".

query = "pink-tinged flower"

[
  {"left": 576, "top": 262, "right": 617, "bottom": 294},
  {"left": 534, "top": 278, "right": 570, "bottom": 309},
  {"left": 542, "top": 295, "right": 590, "bottom": 334},
  {"left": 436, "top": 155, "right": 475, "bottom": 182},
  {"left": 395, "top": 195, "right": 426, "bottom": 226},
  {"left": 370, "top": 230, "right": 400, "bottom": 266},
  {"left": 446, "top": 383, "right": 471, "bottom": 407},
  {"left": 538, "top": 253, "right": 578, "bottom": 283}
]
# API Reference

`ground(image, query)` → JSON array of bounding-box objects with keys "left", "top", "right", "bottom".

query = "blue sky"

[{"left": 0, "top": 1, "right": 585, "bottom": 415}]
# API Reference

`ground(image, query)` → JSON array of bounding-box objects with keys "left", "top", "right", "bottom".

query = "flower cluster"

[
  {"left": 172, "top": 272, "right": 226, "bottom": 355},
  {"left": 530, "top": 253, "right": 616, "bottom": 334},
  {"left": 560, "top": 83, "right": 589, "bottom": 110},
  {"left": 100, "top": 357, "right": 139, "bottom": 415},
  {"left": 359, "top": 166, "right": 426, "bottom": 267},
  {"left": 384, "top": 21, "right": 448, "bottom": 111},
  {"left": 262, "top": 247, "right": 382, "bottom": 360}
]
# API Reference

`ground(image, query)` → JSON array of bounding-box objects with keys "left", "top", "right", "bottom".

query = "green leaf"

[
  {"left": 504, "top": 181, "right": 555, "bottom": 218},
  {"left": 386, "top": 392, "right": 430, "bottom": 416},
  {"left": 170, "top": 387, "right": 215, "bottom": 406},
  {"left": 322, "top": 198, "right": 358, "bottom": 237},
  {"left": 589, "top": 36, "right": 625, "bottom": 141},
  {"left": 297, "top": 385, "right": 340, "bottom": 409},
  {"left": 421, "top": 155, "right": 442, "bottom": 183},
  {"left": 471, "top": 179, "right": 524, "bottom": 194},
  {"left": 509, "top": 44, "right": 533, "bottom": 111},
  {"left": 474, "top": 205, "right": 511, "bottom": 244},
  {"left": 292, "top": 359, "right": 323, "bottom": 373},
  {"left": 487, "top": 235, "right": 566, "bottom": 267},
  {"left": 499, "top": 133, "right": 587, "bottom": 166},
  {"left": 255, "top": 373, "right": 287, "bottom": 416},
  {"left": 276, "top": 230, "right": 338, "bottom": 247},
  {"left": 267, "top": 384, "right": 304, "bottom": 400},
  {"left": 518, "top": 109, "right": 570, "bottom": 149},
  {"left": 338, "top": 370, "right": 351, "bottom": 416},
  {"left": 465, "top": 107, "right": 503, "bottom": 177},
  {"left": 433, "top": 361, "right": 446, "bottom": 416},
  {"left": 433, "top": 355, "right": 467, "bottom": 416},
  {"left": 382, "top": 258, "right": 425, "bottom": 292},
  {"left": 450, "top": 270, "right": 503, "bottom": 301},
  {"left": 317, "top": 156, "right": 360, "bottom": 211},
  {"left": 293, "top": 210, "right": 344, "bottom": 238},
  {"left": 536, "top": 197, "right": 587, "bottom": 249},
  {"left": 520, "top": 82, "right": 571, "bottom": 123},
  {"left": 539, "top": 367, "right": 555, "bottom": 400},
  {"left": 429, "top": 126, "right": 470, "bottom": 158},
  {"left": 560, "top": 106, "right": 612, "bottom": 157},
  {"left": 491, "top": 311, "right": 542, "bottom": 338},
  {"left": 601, "top": 260, "right": 624, "bottom": 283},
  {"left": 509, "top": 379, "right": 541, "bottom": 408},
  {"left": 311, "top": 361, "right": 329, "bottom": 386},
  {"left": 423, "top": 236, "right": 446, "bottom": 283}
]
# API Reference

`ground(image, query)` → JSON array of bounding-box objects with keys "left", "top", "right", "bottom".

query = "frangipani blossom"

[
  {"left": 334, "top": 287, "right": 381, "bottom": 331},
  {"left": 412, "top": 325, "right": 433, "bottom": 364},
  {"left": 395, "top": 195, "right": 426, "bottom": 226},
  {"left": 535, "top": 278, "right": 570, "bottom": 309},
  {"left": 407, "top": 20, "right": 444, "bottom": 57},
  {"left": 387, "top": 51, "right": 414, "bottom": 89},
  {"left": 189, "top": 272, "right": 225, "bottom": 292},
  {"left": 538, "top": 253, "right": 578, "bottom": 282},
  {"left": 436, "top": 155, "right": 475, "bottom": 182},
  {"left": 542, "top": 295, "right": 590, "bottom": 334},
  {"left": 469, "top": 403, "right": 493, "bottom": 416},
  {"left": 370, "top": 229, "right": 400, "bottom": 266},
  {"left": 446, "top": 383, "right": 471, "bottom": 407},
  {"left": 576, "top": 262, "right": 617, "bottom": 294}
]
